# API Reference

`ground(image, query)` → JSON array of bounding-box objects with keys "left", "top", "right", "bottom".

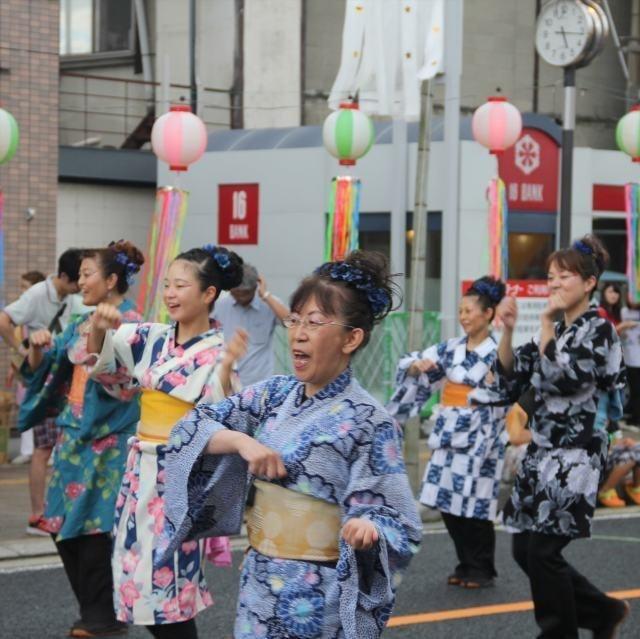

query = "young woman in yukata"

[
  {"left": 87, "top": 245, "right": 248, "bottom": 639},
  {"left": 160, "top": 251, "right": 422, "bottom": 639},
  {"left": 21, "top": 241, "right": 144, "bottom": 638},
  {"left": 387, "top": 276, "right": 508, "bottom": 589},
  {"left": 495, "top": 235, "right": 629, "bottom": 639}
]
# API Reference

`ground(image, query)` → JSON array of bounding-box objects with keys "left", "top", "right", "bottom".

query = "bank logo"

[{"left": 514, "top": 134, "right": 540, "bottom": 176}]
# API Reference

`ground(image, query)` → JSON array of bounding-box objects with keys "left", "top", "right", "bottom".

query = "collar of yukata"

[{"left": 297, "top": 366, "right": 353, "bottom": 404}]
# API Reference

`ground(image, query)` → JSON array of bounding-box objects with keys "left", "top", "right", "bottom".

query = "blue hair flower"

[
  {"left": 315, "top": 261, "right": 390, "bottom": 315},
  {"left": 202, "top": 244, "right": 232, "bottom": 271},
  {"left": 471, "top": 280, "right": 502, "bottom": 304},
  {"left": 572, "top": 240, "right": 593, "bottom": 256}
]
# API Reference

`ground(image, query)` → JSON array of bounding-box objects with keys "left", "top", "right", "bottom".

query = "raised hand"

[
  {"left": 496, "top": 296, "right": 518, "bottom": 331},
  {"left": 408, "top": 359, "right": 437, "bottom": 377},
  {"left": 237, "top": 438, "right": 287, "bottom": 480},
  {"left": 29, "top": 329, "right": 53, "bottom": 349},
  {"left": 224, "top": 329, "right": 249, "bottom": 366},
  {"left": 91, "top": 303, "right": 122, "bottom": 331},
  {"left": 341, "top": 517, "right": 379, "bottom": 550}
]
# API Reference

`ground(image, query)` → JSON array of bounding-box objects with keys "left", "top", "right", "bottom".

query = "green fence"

[{"left": 273, "top": 311, "right": 441, "bottom": 404}]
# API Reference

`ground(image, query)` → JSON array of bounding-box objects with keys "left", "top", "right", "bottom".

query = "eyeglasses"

[{"left": 283, "top": 315, "right": 354, "bottom": 331}]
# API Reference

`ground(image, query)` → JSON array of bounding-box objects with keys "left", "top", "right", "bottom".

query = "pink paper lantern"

[
  {"left": 151, "top": 104, "right": 207, "bottom": 172},
  {"left": 472, "top": 96, "right": 522, "bottom": 155}
]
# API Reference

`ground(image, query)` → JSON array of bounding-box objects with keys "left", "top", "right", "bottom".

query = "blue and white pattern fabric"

[
  {"left": 495, "top": 310, "right": 624, "bottom": 538},
  {"left": 161, "top": 368, "right": 422, "bottom": 639},
  {"left": 387, "top": 336, "right": 508, "bottom": 521}
]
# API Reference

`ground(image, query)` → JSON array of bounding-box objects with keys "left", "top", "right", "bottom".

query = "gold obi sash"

[
  {"left": 441, "top": 381, "right": 474, "bottom": 408},
  {"left": 138, "top": 389, "right": 194, "bottom": 444},
  {"left": 68, "top": 365, "right": 89, "bottom": 408},
  {"left": 246, "top": 480, "right": 341, "bottom": 562}
]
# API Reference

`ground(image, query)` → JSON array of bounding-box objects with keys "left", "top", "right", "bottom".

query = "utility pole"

[
  {"left": 404, "top": 80, "right": 432, "bottom": 493},
  {"left": 189, "top": 0, "right": 197, "bottom": 114},
  {"left": 558, "top": 66, "right": 575, "bottom": 248}
]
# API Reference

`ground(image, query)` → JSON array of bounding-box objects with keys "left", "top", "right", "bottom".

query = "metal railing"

[
  {"left": 274, "top": 311, "right": 441, "bottom": 404},
  {"left": 59, "top": 71, "right": 233, "bottom": 148}
]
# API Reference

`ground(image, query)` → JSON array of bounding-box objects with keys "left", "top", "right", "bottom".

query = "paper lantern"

[
  {"left": 472, "top": 96, "right": 522, "bottom": 155},
  {"left": 151, "top": 105, "right": 207, "bottom": 172},
  {"left": 616, "top": 105, "right": 640, "bottom": 163},
  {"left": 323, "top": 102, "right": 375, "bottom": 166},
  {"left": 0, "top": 108, "right": 19, "bottom": 165}
]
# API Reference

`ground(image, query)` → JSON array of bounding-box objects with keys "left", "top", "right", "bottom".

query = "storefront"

[{"left": 158, "top": 114, "right": 638, "bottom": 307}]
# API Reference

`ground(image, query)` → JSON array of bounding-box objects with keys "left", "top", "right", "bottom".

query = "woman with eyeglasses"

[
  {"left": 86, "top": 245, "right": 247, "bottom": 639},
  {"left": 161, "top": 251, "right": 421, "bottom": 639},
  {"left": 495, "top": 235, "right": 628, "bottom": 638},
  {"left": 387, "top": 275, "right": 508, "bottom": 590}
]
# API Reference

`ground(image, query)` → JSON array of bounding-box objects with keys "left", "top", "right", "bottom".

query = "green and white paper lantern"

[
  {"left": 322, "top": 102, "right": 375, "bottom": 166},
  {"left": 616, "top": 105, "right": 640, "bottom": 163},
  {"left": 0, "top": 108, "right": 19, "bottom": 165}
]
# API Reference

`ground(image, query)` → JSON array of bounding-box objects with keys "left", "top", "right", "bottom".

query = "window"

[
  {"left": 60, "top": 0, "right": 134, "bottom": 57},
  {"left": 593, "top": 217, "right": 626, "bottom": 276},
  {"left": 508, "top": 233, "right": 555, "bottom": 279}
]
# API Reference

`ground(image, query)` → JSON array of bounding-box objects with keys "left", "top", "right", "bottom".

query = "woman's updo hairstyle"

[
  {"left": 174, "top": 245, "right": 244, "bottom": 305},
  {"left": 83, "top": 240, "right": 145, "bottom": 294},
  {"left": 290, "top": 250, "right": 400, "bottom": 350},
  {"left": 464, "top": 276, "right": 506, "bottom": 320},
  {"left": 547, "top": 234, "right": 609, "bottom": 297}
]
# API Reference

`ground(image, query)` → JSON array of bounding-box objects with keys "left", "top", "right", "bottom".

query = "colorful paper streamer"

[
  {"left": 137, "top": 187, "right": 189, "bottom": 322},
  {"left": 625, "top": 183, "right": 640, "bottom": 303},
  {"left": 0, "top": 191, "right": 4, "bottom": 308},
  {"left": 488, "top": 177, "right": 509, "bottom": 280},
  {"left": 324, "top": 176, "right": 361, "bottom": 262}
]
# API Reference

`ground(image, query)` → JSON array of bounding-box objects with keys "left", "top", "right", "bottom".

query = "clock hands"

[{"left": 559, "top": 26, "right": 569, "bottom": 47}]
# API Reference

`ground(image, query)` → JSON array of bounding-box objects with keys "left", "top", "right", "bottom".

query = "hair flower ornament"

[{"left": 203, "top": 244, "right": 232, "bottom": 271}]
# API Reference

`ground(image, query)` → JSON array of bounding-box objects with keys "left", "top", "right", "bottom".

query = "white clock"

[{"left": 535, "top": 0, "right": 603, "bottom": 68}]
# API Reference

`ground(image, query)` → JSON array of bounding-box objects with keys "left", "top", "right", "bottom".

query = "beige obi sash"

[
  {"left": 441, "top": 381, "right": 474, "bottom": 408},
  {"left": 246, "top": 480, "right": 342, "bottom": 562},
  {"left": 138, "top": 389, "right": 194, "bottom": 444}
]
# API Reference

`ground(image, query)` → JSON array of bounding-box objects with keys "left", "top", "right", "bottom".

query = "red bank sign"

[
  {"left": 497, "top": 128, "right": 559, "bottom": 213},
  {"left": 218, "top": 183, "right": 259, "bottom": 245}
]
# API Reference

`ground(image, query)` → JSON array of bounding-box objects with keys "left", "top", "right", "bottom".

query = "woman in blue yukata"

[
  {"left": 494, "top": 235, "right": 629, "bottom": 638},
  {"left": 387, "top": 276, "right": 508, "bottom": 589},
  {"left": 21, "top": 240, "right": 144, "bottom": 638},
  {"left": 87, "top": 245, "right": 247, "bottom": 639},
  {"left": 160, "top": 250, "right": 422, "bottom": 639}
]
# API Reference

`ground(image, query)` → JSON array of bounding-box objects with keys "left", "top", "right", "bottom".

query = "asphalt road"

[{"left": 2, "top": 514, "right": 639, "bottom": 639}]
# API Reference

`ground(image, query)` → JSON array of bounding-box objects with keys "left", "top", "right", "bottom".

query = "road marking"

[
  {"left": 592, "top": 534, "right": 640, "bottom": 543},
  {"left": 387, "top": 589, "right": 640, "bottom": 627},
  {"left": 0, "top": 478, "right": 29, "bottom": 486}
]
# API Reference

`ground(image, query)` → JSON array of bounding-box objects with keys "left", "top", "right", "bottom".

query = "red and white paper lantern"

[
  {"left": 472, "top": 96, "right": 522, "bottom": 155},
  {"left": 151, "top": 105, "right": 207, "bottom": 172}
]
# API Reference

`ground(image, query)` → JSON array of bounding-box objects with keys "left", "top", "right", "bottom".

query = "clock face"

[{"left": 535, "top": 0, "right": 594, "bottom": 67}]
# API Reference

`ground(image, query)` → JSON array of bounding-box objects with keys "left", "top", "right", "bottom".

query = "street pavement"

[{"left": 1, "top": 513, "right": 638, "bottom": 638}]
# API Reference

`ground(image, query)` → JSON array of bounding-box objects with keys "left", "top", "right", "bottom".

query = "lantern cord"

[
  {"left": 137, "top": 187, "right": 189, "bottom": 322},
  {"left": 488, "top": 177, "right": 508, "bottom": 280},
  {"left": 324, "top": 176, "right": 361, "bottom": 262},
  {"left": 625, "top": 183, "right": 640, "bottom": 304}
]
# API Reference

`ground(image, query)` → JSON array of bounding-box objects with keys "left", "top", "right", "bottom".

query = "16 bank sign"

[
  {"left": 497, "top": 127, "right": 559, "bottom": 213},
  {"left": 218, "top": 183, "right": 259, "bottom": 244}
]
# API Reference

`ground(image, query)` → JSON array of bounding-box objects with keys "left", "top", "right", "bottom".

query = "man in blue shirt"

[{"left": 213, "top": 264, "right": 289, "bottom": 387}]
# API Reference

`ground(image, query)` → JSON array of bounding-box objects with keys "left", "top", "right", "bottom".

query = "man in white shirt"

[
  {"left": 0, "top": 248, "right": 82, "bottom": 535},
  {"left": 213, "top": 264, "right": 289, "bottom": 387}
]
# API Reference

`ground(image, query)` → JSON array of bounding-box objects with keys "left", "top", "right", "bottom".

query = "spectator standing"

[{"left": 212, "top": 264, "right": 289, "bottom": 386}]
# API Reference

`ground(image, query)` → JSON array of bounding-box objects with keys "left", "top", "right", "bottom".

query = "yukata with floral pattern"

[
  {"left": 161, "top": 368, "right": 422, "bottom": 639},
  {"left": 18, "top": 299, "right": 141, "bottom": 540},
  {"left": 387, "top": 335, "right": 508, "bottom": 521},
  {"left": 90, "top": 321, "right": 233, "bottom": 626},
  {"left": 496, "top": 310, "right": 623, "bottom": 538}
]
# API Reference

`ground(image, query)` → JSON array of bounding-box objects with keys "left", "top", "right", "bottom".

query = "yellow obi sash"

[
  {"left": 441, "top": 381, "right": 474, "bottom": 408},
  {"left": 246, "top": 480, "right": 341, "bottom": 562},
  {"left": 138, "top": 389, "right": 194, "bottom": 444},
  {"left": 68, "top": 365, "right": 89, "bottom": 408}
]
